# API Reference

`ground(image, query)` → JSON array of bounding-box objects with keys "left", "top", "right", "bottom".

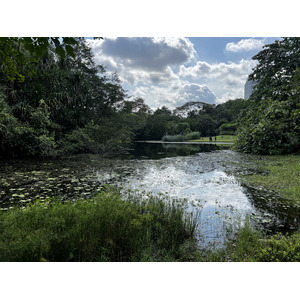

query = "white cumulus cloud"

[
  {"left": 179, "top": 59, "right": 255, "bottom": 80},
  {"left": 86, "top": 37, "right": 261, "bottom": 108},
  {"left": 225, "top": 38, "right": 265, "bottom": 52},
  {"left": 133, "top": 81, "right": 216, "bottom": 109},
  {"left": 179, "top": 59, "right": 257, "bottom": 103}
]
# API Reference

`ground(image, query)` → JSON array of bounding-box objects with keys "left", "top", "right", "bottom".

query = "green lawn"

[{"left": 190, "top": 135, "right": 236, "bottom": 143}]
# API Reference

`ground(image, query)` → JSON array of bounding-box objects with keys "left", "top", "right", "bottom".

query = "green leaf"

[
  {"left": 55, "top": 46, "right": 65, "bottom": 59},
  {"left": 65, "top": 45, "right": 75, "bottom": 58}
]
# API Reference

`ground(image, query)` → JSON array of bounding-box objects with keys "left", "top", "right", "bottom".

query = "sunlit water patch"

[{"left": 111, "top": 154, "right": 254, "bottom": 247}]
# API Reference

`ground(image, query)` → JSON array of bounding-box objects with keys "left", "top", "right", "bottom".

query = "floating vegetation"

[{"left": 0, "top": 155, "right": 109, "bottom": 209}]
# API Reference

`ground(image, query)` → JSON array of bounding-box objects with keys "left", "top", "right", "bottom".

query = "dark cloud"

[{"left": 100, "top": 37, "right": 195, "bottom": 72}]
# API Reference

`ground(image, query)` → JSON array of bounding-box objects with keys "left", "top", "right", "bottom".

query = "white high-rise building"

[{"left": 244, "top": 80, "right": 257, "bottom": 100}]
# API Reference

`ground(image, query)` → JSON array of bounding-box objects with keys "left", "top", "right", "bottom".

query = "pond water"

[{"left": 0, "top": 142, "right": 299, "bottom": 248}]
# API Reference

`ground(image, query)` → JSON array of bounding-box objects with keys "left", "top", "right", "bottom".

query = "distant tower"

[{"left": 244, "top": 80, "right": 257, "bottom": 100}]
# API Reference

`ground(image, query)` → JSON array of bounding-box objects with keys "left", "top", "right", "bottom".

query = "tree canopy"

[
  {"left": 235, "top": 37, "right": 300, "bottom": 154},
  {"left": 0, "top": 38, "right": 133, "bottom": 157}
]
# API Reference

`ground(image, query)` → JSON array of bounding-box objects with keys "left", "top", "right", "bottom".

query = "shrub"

[
  {"left": 185, "top": 131, "right": 201, "bottom": 140},
  {"left": 162, "top": 134, "right": 185, "bottom": 142}
]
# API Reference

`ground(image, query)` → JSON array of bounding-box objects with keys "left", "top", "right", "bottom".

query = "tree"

[
  {"left": 235, "top": 38, "right": 300, "bottom": 154},
  {"left": 249, "top": 37, "right": 300, "bottom": 102},
  {"left": 0, "top": 37, "right": 102, "bottom": 83},
  {"left": 0, "top": 38, "right": 132, "bottom": 157}
]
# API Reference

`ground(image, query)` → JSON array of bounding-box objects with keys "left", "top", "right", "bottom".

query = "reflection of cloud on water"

[{"left": 118, "top": 156, "right": 254, "bottom": 247}]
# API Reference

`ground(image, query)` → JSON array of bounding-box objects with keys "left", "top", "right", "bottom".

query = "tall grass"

[
  {"left": 198, "top": 220, "right": 300, "bottom": 262},
  {"left": 0, "top": 187, "right": 198, "bottom": 262}
]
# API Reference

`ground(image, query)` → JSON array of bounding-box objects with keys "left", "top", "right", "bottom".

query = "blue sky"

[{"left": 87, "top": 37, "right": 279, "bottom": 109}]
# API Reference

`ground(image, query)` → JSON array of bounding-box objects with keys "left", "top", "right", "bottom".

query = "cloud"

[
  {"left": 225, "top": 38, "right": 264, "bottom": 52},
  {"left": 215, "top": 91, "right": 243, "bottom": 104},
  {"left": 88, "top": 37, "right": 195, "bottom": 72},
  {"left": 178, "top": 59, "right": 257, "bottom": 103},
  {"left": 177, "top": 83, "right": 216, "bottom": 105},
  {"left": 121, "top": 66, "right": 179, "bottom": 85},
  {"left": 86, "top": 37, "right": 259, "bottom": 109},
  {"left": 132, "top": 82, "right": 216, "bottom": 109},
  {"left": 179, "top": 59, "right": 255, "bottom": 80}
]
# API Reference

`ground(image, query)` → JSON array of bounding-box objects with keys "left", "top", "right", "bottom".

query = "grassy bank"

[
  {"left": 190, "top": 135, "right": 235, "bottom": 143},
  {"left": 0, "top": 187, "right": 198, "bottom": 262},
  {"left": 201, "top": 153, "right": 300, "bottom": 262},
  {"left": 240, "top": 154, "right": 300, "bottom": 203}
]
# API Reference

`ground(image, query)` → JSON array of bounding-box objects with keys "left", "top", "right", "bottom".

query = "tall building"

[{"left": 244, "top": 80, "right": 257, "bottom": 100}]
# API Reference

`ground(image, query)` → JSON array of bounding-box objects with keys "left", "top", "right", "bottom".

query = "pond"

[{"left": 0, "top": 142, "right": 299, "bottom": 248}]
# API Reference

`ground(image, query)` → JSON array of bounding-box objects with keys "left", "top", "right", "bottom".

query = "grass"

[
  {"left": 190, "top": 135, "right": 236, "bottom": 143},
  {"left": 240, "top": 154, "right": 300, "bottom": 203},
  {"left": 0, "top": 187, "right": 198, "bottom": 262},
  {"left": 198, "top": 221, "right": 300, "bottom": 262}
]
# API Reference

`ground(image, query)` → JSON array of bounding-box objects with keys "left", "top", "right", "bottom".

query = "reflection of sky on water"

[{"left": 114, "top": 152, "right": 255, "bottom": 247}]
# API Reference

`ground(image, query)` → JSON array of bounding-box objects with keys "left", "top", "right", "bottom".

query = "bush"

[
  {"left": 218, "top": 122, "right": 237, "bottom": 135},
  {"left": 257, "top": 232, "right": 300, "bottom": 262},
  {"left": 235, "top": 98, "right": 300, "bottom": 155},
  {"left": 162, "top": 134, "right": 185, "bottom": 142},
  {"left": 203, "top": 221, "right": 300, "bottom": 262},
  {"left": 185, "top": 131, "right": 201, "bottom": 140}
]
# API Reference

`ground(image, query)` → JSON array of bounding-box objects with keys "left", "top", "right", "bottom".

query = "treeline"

[{"left": 135, "top": 99, "right": 247, "bottom": 141}]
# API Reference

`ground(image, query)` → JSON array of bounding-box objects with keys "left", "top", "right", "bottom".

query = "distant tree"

[{"left": 177, "top": 122, "right": 191, "bottom": 135}]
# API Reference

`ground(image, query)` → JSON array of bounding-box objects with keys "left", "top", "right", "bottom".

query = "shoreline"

[{"left": 135, "top": 140, "right": 233, "bottom": 145}]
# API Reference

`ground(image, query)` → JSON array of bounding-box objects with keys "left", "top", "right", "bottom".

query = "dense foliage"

[
  {"left": 0, "top": 38, "right": 148, "bottom": 157},
  {"left": 235, "top": 37, "right": 300, "bottom": 154}
]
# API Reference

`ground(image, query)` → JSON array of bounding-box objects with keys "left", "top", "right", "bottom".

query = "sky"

[{"left": 86, "top": 37, "right": 279, "bottom": 110}]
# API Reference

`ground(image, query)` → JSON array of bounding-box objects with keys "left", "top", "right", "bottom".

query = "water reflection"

[{"left": 130, "top": 142, "right": 230, "bottom": 159}]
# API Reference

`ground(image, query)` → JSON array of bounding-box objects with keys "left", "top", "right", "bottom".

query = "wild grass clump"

[{"left": 0, "top": 187, "right": 198, "bottom": 262}]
